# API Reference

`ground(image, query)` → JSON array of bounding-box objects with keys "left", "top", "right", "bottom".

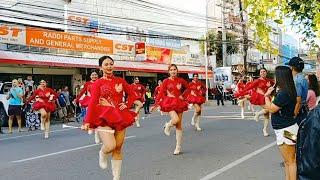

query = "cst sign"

[
  {"left": 0, "top": 24, "right": 26, "bottom": 45},
  {"left": 113, "top": 42, "right": 135, "bottom": 56},
  {"left": 0, "top": 26, "right": 22, "bottom": 37}
]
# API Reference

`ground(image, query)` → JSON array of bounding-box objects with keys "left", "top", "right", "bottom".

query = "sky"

[
  {"left": 148, "top": 0, "right": 206, "bottom": 15},
  {"left": 149, "top": 0, "right": 320, "bottom": 49}
]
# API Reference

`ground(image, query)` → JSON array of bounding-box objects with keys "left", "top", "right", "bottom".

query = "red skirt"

[
  {"left": 33, "top": 101, "right": 56, "bottom": 112},
  {"left": 137, "top": 97, "right": 145, "bottom": 103},
  {"left": 79, "top": 96, "right": 91, "bottom": 107},
  {"left": 186, "top": 95, "right": 205, "bottom": 105},
  {"left": 250, "top": 91, "right": 265, "bottom": 105},
  {"left": 89, "top": 105, "right": 136, "bottom": 131},
  {"left": 158, "top": 96, "right": 188, "bottom": 113}
]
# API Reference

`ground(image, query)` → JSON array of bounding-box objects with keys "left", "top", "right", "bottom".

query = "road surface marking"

[
  {"left": 11, "top": 136, "right": 136, "bottom": 163},
  {"left": 0, "top": 128, "right": 76, "bottom": 141},
  {"left": 200, "top": 141, "right": 276, "bottom": 180}
]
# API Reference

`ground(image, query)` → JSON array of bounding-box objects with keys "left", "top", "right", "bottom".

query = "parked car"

[{"left": 0, "top": 82, "right": 12, "bottom": 126}]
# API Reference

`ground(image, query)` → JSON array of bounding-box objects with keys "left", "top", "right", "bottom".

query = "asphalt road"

[{"left": 0, "top": 102, "right": 285, "bottom": 180}]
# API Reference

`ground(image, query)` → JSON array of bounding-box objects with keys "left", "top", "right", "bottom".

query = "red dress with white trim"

[
  {"left": 185, "top": 80, "right": 206, "bottom": 105},
  {"left": 75, "top": 81, "right": 94, "bottom": 107},
  {"left": 235, "top": 78, "right": 274, "bottom": 105},
  {"left": 154, "top": 85, "right": 161, "bottom": 100},
  {"left": 130, "top": 83, "right": 146, "bottom": 103},
  {"left": 27, "top": 88, "right": 58, "bottom": 112},
  {"left": 155, "top": 77, "right": 189, "bottom": 113},
  {"left": 84, "top": 76, "right": 139, "bottom": 131}
]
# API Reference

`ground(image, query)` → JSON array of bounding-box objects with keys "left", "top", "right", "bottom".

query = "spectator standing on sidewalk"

[
  {"left": 286, "top": 57, "right": 308, "bottom": 125},
  {"left": 216, "top": 82, "right": 224, "bottom": 106},
  {"left": 62, "top": 86, "right": 74, "bottom": 117},
  {"left": 7, "top": 79, "right": 24, "bottom": 133},
  {"left": 144, "top": 86, "right": 152, "bottom": 114},
  {"left": 57, "top": 89, "right": 68, "bottom": 122},
  {"left": 24, "top": 75, "right": 35, "bottom": 93},
  {"left": 0, "top": 101, "right": 3, "bottom": 133},
  {"left": 231, "top": 80, "right": 238, "bottom": 105}
]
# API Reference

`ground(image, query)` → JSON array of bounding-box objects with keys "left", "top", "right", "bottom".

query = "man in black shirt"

[{"left": 216, "top": 82, "right": 224, "bottom": 106}]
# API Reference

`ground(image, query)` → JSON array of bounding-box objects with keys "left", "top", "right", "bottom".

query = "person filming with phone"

[
  {"left": 7, "top": 79, "right": 24, "bottom": 133},
  {"left": 264, "top": 66, "right": 298, "bottom": 180}
]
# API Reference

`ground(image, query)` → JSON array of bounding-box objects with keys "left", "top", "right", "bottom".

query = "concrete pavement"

[{"left": 0, "top": 102, "right": 284, "bottom": 180}]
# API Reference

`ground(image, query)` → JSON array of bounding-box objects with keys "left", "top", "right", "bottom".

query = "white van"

[{"left": 0, "top": 82, "right": 12, "bottom": 125}]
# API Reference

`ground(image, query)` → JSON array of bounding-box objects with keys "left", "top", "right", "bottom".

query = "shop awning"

[{"left": 0, "top": 50, "right": 212, "bottom": 75}]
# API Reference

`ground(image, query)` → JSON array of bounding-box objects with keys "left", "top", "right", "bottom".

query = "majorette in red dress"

[
  {"left": 235, "top": 78, "right": 274, "bottom": 105},
  {"left": 84, "top": 76, "right": 139, "bottom": 131},
  {"left": 237, "top": 81, "right": 246, "bottom": 93},
  {"left": 75, "top": 81, "right": 95, "bottom": 107},
  {"left": 27, "top": 88, "right": 58, "bottom": 112},
  {"left": 185, "top": 80, "right": 206, "bottom": 105},
  {"left": 155, "top": 77, "right": 189, "bottom": 113},
  {"left": 130, "top": 83, "right": 146, "bottom": 103},
  {"left": 154, "top": 85, "right": 161, "bottom": 100}
]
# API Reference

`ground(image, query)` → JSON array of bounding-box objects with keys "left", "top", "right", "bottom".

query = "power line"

[
  {"left": 15, "top": 2, "right": 207, "bottom": 29},
  {"left": 0, "top": 13, "right": 251, "bottom": 45}
]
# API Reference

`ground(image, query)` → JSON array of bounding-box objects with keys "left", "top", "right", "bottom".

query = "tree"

[
  {"left": 200, "top": 30, "right": 239, "bottom": 67},
  {"left": 243, "top": 0, "right": 320, "bottom": 53}
]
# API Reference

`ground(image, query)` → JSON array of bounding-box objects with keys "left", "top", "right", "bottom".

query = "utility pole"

[
  {"left": 238, "top": 0, "right": 248, "bottom": 74},
  {"left": 205, "top": 0, "right": 209, "bottom": 101},
  {"left": 222, "top": 0, "right": 227, "bottom": 67}
]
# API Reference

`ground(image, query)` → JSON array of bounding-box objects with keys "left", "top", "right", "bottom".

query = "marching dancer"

[
  {"left": 236, "top": 77, "right": 246, "bottom": 119},
  {"left": 151, "top": 64, "right": 189, "bottom": 155},
  {"left": 74, "top": 69, "right": 100, "bottom": 143},
  {"left": 130, "top": 77, "right": 146, "bottom": 127},
  {"left": 26, "top": 80, "right": 58, "bottom": 138},
  {"left": 235, "top": 68, "right": 274, "bottom": 136},
  {"left": 246, "top": 76, "right": 255, "bottom": 114},
  {"left": 185, "top": 73, "right": 206, "bottom": 131},
  {"left": 82, "top": 56, "right": 140, "bottom": 180},
  {"left": 154, "top": 80, "right": 164, "bottom": 115}
]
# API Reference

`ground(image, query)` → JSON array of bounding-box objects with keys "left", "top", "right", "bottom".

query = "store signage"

[
  {"left": 114, "top": 42, "right": 135, "bottom": 56},
  {"left": 68, "top": 15, "right": 99, "bottom": 30},
  {"left": 0, "top": 24, "right": 26, "bottom": 44},
  {"left": 135, "top": 42, "right": 146, "bottom": 61},
  {"left": 26, "top": 27, "right": 113, "bottom": 54},
  {"left": 146, "top": 46, "right": 172, "bottom": 64},
  {"left": 147, "top": 30, "right": 181, "bottom": 49},
  {"left": 171, "top": 50, "right": 187, "bottom": 65}
]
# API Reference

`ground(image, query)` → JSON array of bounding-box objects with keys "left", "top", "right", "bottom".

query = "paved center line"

[
  {"left": 200, "top": 141, "right": 276, "bottom": 180},
  {"left": 11, "top": 136, "right": 136, "bottom": 163}
]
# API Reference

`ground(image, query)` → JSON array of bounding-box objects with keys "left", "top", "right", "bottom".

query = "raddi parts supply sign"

[
  {"left": 0, "top": 24, "right": 26, "bottom": 45},
  {"left": 26, "top": 27, "right": 113, "bottom": 54}
]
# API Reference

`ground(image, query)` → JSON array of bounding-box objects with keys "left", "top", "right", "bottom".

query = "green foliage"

[
  {"left": 244, "top": 0, "right": 320, "bottom": 53},
  {"left": 200, "top": 30, "right": 239, "bottom": 67}
]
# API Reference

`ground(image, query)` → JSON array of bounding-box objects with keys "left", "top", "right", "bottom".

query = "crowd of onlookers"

[{"left": 0, "top": 76, "right": 75, "bottom": 134}]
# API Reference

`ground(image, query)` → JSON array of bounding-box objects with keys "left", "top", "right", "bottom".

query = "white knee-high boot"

[
  {"left": 241, "top": 107, "right": 245, "bottom": 119},
  {"left": 254, "top": 109, "right": 267, "bottom": 122},
  {"left": 191, "top": 113, "right": 197, "bottom": 126},
  {"left": 195, "top": 116, "right": 202, "bottom": 131},
  {"left": 44, "top": 120, "right": 50, "bottom": 139},
  {"left": 99, "top": 150, "right": 110, "bottom": 169},
  {"left": 164, "top": 121, "right": 173, "bottom": 136},
  {"left": 135, "top": 114, "right": 141, "bottom": 128},
  {"left": 174, "top": 130, "right": 182, "bottom": 155},
  {"left": 263, "top": 116, "right": 269, "bottom": 137},
  {"left": 111, "top": 160, "right": 122, "bottom": 180},
  {"left": 95, "top": 131, "right": 101, "bottom": 144}
]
